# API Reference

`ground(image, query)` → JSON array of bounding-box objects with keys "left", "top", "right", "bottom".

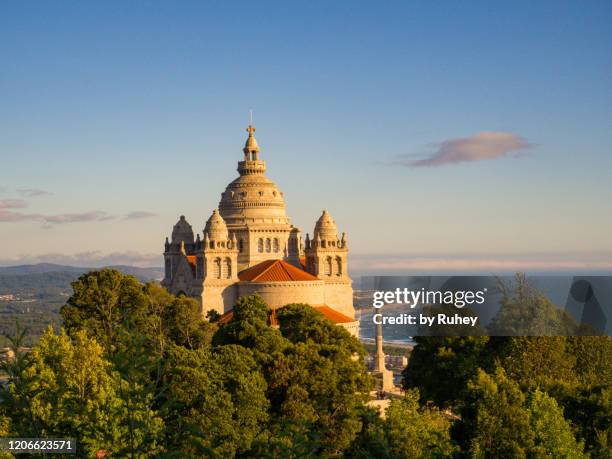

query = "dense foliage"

[
  {"left": 1, "top": 269, "right": 610, "bottom": 458},
  {"left": 404, "top": 276, "right": 612, "bottom": 458}
]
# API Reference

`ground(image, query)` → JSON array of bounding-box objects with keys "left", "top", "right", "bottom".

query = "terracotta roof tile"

[
  {"left": 186, "top": 256, "right": 197, "bottom": 276},
  {"left": 238, "top": 259, "right": 318, "bottom": 282},
  {"left": 313, "top": 305, "right": 356, "bottom": 324}
]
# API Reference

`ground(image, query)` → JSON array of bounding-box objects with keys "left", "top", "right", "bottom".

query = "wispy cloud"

[
  {"left": 0, "top": 210, "right": 114, "bottom": 224},
  {"left": 0, "top": 210, "right": 40, "bottom": 222},
  {"left": 396, "top": 131, "right": 532, "bottom": 167},
  {"left": 0, "top": 199, "right": 28, "bottom": 209},
  {"left": 126, "top": 211, "right": 157, "bottom": 220},
  {"left": 0, "top": 207, "right": 154, "bottom": 224},
  {"left": 17, "top": 188, "right": 52, "bottom": 197},
  {"left": 44, "top": 211, "right": 114, "bottom": 223}
]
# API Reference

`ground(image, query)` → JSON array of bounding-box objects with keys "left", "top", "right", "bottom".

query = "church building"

[{"left": 162, "top": 124, "right": 358, "bottom": 335}]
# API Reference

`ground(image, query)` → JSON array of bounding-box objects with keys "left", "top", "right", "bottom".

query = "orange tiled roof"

[
  {"left": 216, "top": 304, "right": 355, "bottom": 326},
  {"left": 238, "top": 259, "right": 318, "bottom": 282},
  {"left": 186, "top": 255, "right": 197, "bottom": 276},
  {"left": 314, "top": 305, "right": 356, "bottom": 324}
]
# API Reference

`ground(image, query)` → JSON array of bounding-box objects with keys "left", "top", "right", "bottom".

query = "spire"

[
  {"left": 180, "top": 240, "right": 186, "bottom": 256},
  {"left": 243, "top": 123, "right": 260, "bottom": 161}
]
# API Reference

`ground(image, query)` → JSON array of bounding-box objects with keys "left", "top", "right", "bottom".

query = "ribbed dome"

[
  {"left": 219, "top": 125, "right": 291, "bottom": 226},
  {"left": 314, "top": 210, "right": 337, "bottom": 240},
  {"left": 204, "top": 209, "right": 228, "bottom": 241},
  {"left": 171, "top": 215, "right": 194, "bottom": 244}
]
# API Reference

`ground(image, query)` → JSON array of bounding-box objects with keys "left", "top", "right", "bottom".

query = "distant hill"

[
  {"left": 0, "top": 263, "right": 163, "bottom": 281},
  {"left": 0, "top": 264, "right": 164, "bottom": 347}
]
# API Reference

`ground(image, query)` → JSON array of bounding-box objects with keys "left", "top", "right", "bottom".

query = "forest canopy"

[{"left": 0, "top": 269, "right": 610, "bottom": 458}]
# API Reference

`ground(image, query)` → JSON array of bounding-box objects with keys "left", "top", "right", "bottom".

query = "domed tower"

[
  {"left": 218, "top": 124, "right": 302, "bottom": 270},
  {"left": 163, "top": 215, "right": 195, "bottom": 285},
  {"left": 200, "top": 209, "right": 239, "bottom": 314},
  {"left": 305, "top": 210, "right": 354, "bottom": 318}
]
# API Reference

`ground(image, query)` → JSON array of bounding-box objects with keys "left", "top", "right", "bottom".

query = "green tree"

[
  {"left": 488, "top": 274, "right": 577, "bottom": 336},
  {"left": 212, "top": 294, "right": 288, "bottom": 365},
  {"left": 402, "top": 335, "right": 490, "bottom": 408},
  {"left": 0, "top": 328, "right": 163, "bottom": 458},
  {"left": 527, "top": 390, "right": 586, "bottom": 458},
  {"left": 344, "top": 406, "right": 390, "bottom": 459},
  {"left": 345, "top": 390, "right": 456, "bottom": 459},
  {"left": 561, "top": 385, "right": 611, "bottom": 459},
  {"left": 163, "top": 344, "right": 268, "bottom": 457},
  {"left": 60, "top": 269, "right": 149, "bottom": 354},
  {"left": 567, "top": 336, "right": 612, "bottom": 389},
  {"left": 383, "top": 389, "right": 456, "bottom": 458},
  {"left": 460, "top": 367, "right": 587, "bottom": 458},
  {"left": 162, "top": 294, "right": 216, "bottom": 349},
  {"left": 214, "top": 298, "right": 373, "bottom": 457},
  {"left": 460, "top": 367, "right": 535, "bottom": 458},
  {"left": 499, "top": 336, "right": 578, "bottom": 396},
  {"left": 0, "top": 411, "right": 13, "bottom": 459}
]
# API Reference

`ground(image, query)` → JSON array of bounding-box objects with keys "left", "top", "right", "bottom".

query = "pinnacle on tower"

[{"left": 243, "top": 124, "right": 260, "bottom": 160}]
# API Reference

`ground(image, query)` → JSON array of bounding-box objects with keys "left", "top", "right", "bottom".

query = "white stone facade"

[{"left": 161, "top": 124, "right": 356, "bottom": 325}]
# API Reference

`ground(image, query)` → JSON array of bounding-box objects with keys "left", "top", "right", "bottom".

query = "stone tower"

[
  {"left": 373, "top": 317, "right": 394, "bottom": 391},
  {"left": 304, "top": 210, "right": 353, "bottom": 317},
  {"left": 199, "top": 209, "right": 239, "bottom": 313},
  {"left": 163, "top": 215, "right": 194, "bottom": 284}
]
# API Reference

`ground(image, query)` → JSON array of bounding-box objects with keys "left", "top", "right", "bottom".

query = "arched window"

[
  {"left": 336, "top": 257, "right": 342, "bottom": 276},
  {"left": 239, "top": 239, "right": 244, "bottom": 252},
  {"left": 265, "top": 238, "right": 271, "bottom": 253},
  {"left": 258, "top": 238, "right": 264, "bottom": 253},
  {"left": 273, "top": 238, "right": 279, "bottom": 252},
  {"left": 225, "top": 258, "right": 232, "bottom": 279},
  {"left": 214, "top": 257, "right": 221, "bottom": 279},
  {"left": 325, "top": 256, "right": 332, "bottom": 276}
]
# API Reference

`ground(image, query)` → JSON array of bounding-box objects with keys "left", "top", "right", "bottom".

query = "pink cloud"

[
  {"left": 125, "top": 211, "right": 157, "bottom": 220},
  {"left": 44, "top": 211, "right": 113, "bottom": 223},
  {"left": 0, "top": 199, "right": 28, "bottom": 209},
  {"left": 0, "top": 210, "right": 41, "bottom": 222},
  {"left": 400, "top": 131, "right": 532, "bottom": 167},
  {"left": 0, "top": 209, "right": 113, "bottom": 224}
]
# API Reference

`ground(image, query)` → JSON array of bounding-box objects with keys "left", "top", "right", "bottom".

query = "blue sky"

[{"left": 1, "top": 1, "right": 611, "bottom": 272}]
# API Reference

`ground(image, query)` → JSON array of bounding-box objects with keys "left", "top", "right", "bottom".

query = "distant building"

[{"left": 162, "top": 124, "right": 358, "bottom": 335}]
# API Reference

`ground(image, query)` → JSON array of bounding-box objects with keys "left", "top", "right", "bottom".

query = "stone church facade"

[{"left": 161, "top": 124, "right": 357, "bottom": 335}]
